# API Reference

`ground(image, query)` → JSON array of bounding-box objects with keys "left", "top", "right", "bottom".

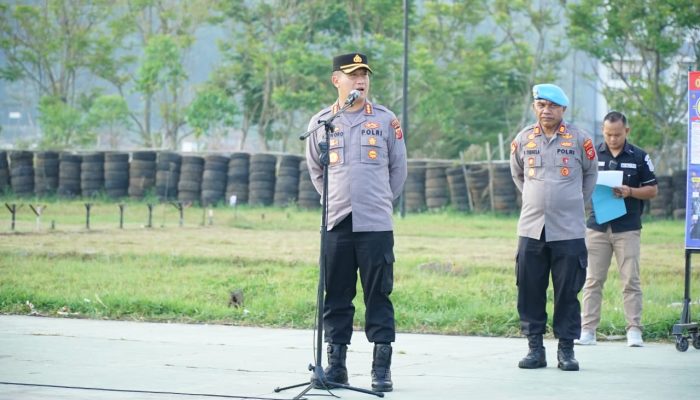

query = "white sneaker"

[
  {"left": 575, "top": 329, "right": 597, "bottom": 345},
  {"left": 627, "top": 328, "right": 643, "bottom": 347}
]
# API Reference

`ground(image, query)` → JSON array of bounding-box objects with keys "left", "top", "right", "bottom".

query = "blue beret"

[{"left": 532, "top": 83, "right": 569, "bottom": 107}]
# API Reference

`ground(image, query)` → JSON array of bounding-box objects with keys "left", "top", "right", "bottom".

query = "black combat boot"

[
  {"left": 518, "top": 334, "right": 547, "bottom": 369},
  {"left": 313, "top": 344, "right": 348, "bottom": 388},
  {"left": 557, "top": 339, "right": 579, "bottom": 371},
  {"left": 371, "top": 343, "right": 393, "bottom": 392}
]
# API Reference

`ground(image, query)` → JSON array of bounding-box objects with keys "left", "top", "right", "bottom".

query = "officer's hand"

[{"left": 612, "top": 185, "right": 630, "bottom": 198}]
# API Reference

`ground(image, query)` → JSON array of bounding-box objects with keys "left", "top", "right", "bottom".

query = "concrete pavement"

[{"left": 0, "top": 315, "right": 698, "bottom": 400}]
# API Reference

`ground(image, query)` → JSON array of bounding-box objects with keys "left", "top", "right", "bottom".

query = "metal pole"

[
  {"left": 119, "top": 204, "right": 125, "bottom": 229},
  {"left": 486, "top": 142, "right": 495, "bottom": 212},
  {"left": 498, "top": 133, "right": 505, "bottom": 161},
  {"left": 147, "top": 204, "right": 154, "bottom": 228},
  {"left": 85, "top": 203, "right": 92, "bottom": 230},
  {"left": 5, "top": 203, "right": 16, "bottom": 231},
  {"left": 400, "top": 0, "right": 409, "bottom": 219}
]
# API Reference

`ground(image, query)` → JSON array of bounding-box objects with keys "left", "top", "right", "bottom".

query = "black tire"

[
  {"left": 10, "top": 166, "right": 34, "bottom": 177},
  {"left": 105, "top": 152, "right": 129, "bottom": 163},
  {"left": 105, "top": 171, "right": 129, "bottom": 181},
  {"left": 131, "top": 151, "right": 157, "bottom": 161},
  {"left": 202, "top": 169, "right": 227, "bottom": 182},
  {"left": 81, "top": 152, "right": 105, "bottom": 163},
  {"left": 181, "top": 155, "right": 205, "bottom": 166},
  {"left": 178, "top": 180, "right": 201, "bottom": 192},
  {"left": 80, "top": 170, "right": 104, "bottom": 181}
]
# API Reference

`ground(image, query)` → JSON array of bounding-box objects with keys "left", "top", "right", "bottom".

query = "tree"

[
  {"left": 0, "top": 0, "right": 120, "bottom": 147},
  {"left": 185, "top": 84, "right": 237, "bottom": 149},
  {"left": 213, "top": 1, "right": 332, "bottom": 152},
  {"left": 406, "top": 0, "right": 565, "bottom": 158},
  {"left": 134, "top": 33, "right": 188, "bottom": 149},
  {"left": 567, "top": 0, "right": 700, "bottom": 168},
  {"left": 87, "top": 94, "right": 131, "bottom": 149},
  {"left": 37, "top": 95, "right": 95, "bottom": 149},
  {"left": 93, "top": 0, "right": 218, "bottom": 149}
]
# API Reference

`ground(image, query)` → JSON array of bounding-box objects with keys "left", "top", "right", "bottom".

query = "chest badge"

[
  {"left": 528, "top": 157, "right": 535, "bottom": 166},
  {"left": 368, "top": 150, "right": 378, "bottom": 160},
  {"left": 329, "top": 151, "right": 340, "bottom": 164},
  {"left": 561, "top": 167, "right": 570, "bottom": 176},
  {"left": 526, "top": 141, "right": 537, "bottom": 149},
  {"left": 528, "top": 168, "right": 535, "bottom": 177},
  {"left": 368, "top": 137, "right": 377, "bottom": 146}
]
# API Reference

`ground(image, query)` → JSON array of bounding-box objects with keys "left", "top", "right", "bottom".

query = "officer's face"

[
  {"left": 332, "top": 68, "right": 370, "bottom": 106},
  {"left": 603, "top": 119, "right": 629, "bottom": 152},
  {"left": 533, "top": 100, "right": 565, "bottom": 129}
]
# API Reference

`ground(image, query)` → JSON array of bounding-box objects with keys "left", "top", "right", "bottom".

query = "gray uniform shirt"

[
  {"left": 306, "top": 101, "right": 408, "bottom": 232},
  {"left": 510, "top": 121, "right": 598, "bottom": 241}
]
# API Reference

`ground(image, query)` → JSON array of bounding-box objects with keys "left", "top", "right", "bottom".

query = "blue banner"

[{"left": 685, "top": 71, "right": 700, "bottom": 249}]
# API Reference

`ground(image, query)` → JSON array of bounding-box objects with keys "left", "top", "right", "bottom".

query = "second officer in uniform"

[
  {"left": 510, "top": 83, "right": 598, "bottom": 371},
  {"left": 305, "top": 52, "right": 407, "bottom": 392}
]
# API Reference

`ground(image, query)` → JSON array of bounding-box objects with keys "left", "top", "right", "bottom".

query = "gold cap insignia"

[{"left": 353, "top": 54, "right": 362, "bottom": 63}]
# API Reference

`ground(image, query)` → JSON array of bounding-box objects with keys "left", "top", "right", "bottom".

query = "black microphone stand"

[{"left": 275, "top": 100, "right": 384, "bottom": 399}]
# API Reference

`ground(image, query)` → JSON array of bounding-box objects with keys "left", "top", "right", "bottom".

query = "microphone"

[{"left": 344, "top": 90, "right": 361, "bottom": 106}]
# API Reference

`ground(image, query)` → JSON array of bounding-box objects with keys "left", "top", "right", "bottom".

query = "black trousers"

[
  {"left": 516, "top": 230, "right": 587, "bottom": 340},
  {"left": 323, "top": 214, "right": 395, "bottom": 344}
]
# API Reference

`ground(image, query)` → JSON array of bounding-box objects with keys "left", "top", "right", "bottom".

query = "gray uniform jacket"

[
  {"left": 510, "top": 121, "right": 598, "bottom": 241},
  {"left": 306, "top": 101, "right": 408, "bottom": 232}
]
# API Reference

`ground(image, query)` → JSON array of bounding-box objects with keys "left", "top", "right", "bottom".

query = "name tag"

[
  {"left": 598, "top": 161, "right": 605, "bottom": 167},
  {"left": 621, "top": 163, "right": 637, "bottom": 169}
]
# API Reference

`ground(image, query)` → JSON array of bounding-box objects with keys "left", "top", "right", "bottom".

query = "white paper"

[{"left": 596, "top": 170, "right": 623, "bottom": 187}]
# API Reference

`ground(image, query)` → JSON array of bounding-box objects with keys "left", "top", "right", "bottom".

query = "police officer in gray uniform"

[
  {"left": 305, "top": 52, "right": 407, "bottom": 392},
  {"left": 510, "top": 83, "right": 598, "bottom": 371}
]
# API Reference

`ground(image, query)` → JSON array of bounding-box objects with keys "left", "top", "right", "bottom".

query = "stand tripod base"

[{"left": 274, "top": 364, "right": 384, "bottom": 399}]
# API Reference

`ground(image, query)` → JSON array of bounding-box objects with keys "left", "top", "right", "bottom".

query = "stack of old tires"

[
  {"left": 57, "top": 152, "right": 81, "bottom": 198},
  {"left": 129, "top": 151, "right": 157, "bottom": 199},
  {"left": 297, "top": 160, "right": 320, "bottom": 209},
  {"left": 425, "top": 165, "right": 449, "bottom": 210},
  {"left": 178, "top": 155, "right": 204, "bottom": 205},
  {"left": 672, "top": 169, "right": 687, "bottom": 219},
  {"left": 404, "top": 161, "right": 427, "bottom": 212},
  {"left": 104, "top": 152, "right": 129, "bottom": 199},
  {"left": 0, "top": 151, "right": 8, "bottom": 193},
  {"left": 156, "top": 152, "right": 181, "bottom": 200},
  {"left": 491, "top": 163, "right": 518, "bottom": 213},
  {"left": 80, "top": 152, "right": 105, "bottom": 198},
  {"left": 274, "top": 154, "right": 302, "bottom": 207},
  {"left": 201, "top": 154, "right": 229, "bottom": 206},
  {"left": 34, "top": 151, "right": 59, "bottom": 196},
  {"left": 446, "top": 166, "right": 469, "bottom": 212},
  {"left": 9, "top": 151, "right": 34, "bottom": 197},
  {"left": 248, "top": 153, "right": 277, "bottom": 206},
  {"left": 226, "top": 153, "right": 250, "bottom": 205},
  {"left": 466, "top": 164, "right": 490, "bottom": 212},
  {"left": 649, "top": 175, "right": 672, "bottom": 218}
]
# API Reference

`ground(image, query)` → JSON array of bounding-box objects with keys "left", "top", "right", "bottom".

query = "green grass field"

[{"left": 0, "top": 198, "right": 696, "bottom": 342}]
